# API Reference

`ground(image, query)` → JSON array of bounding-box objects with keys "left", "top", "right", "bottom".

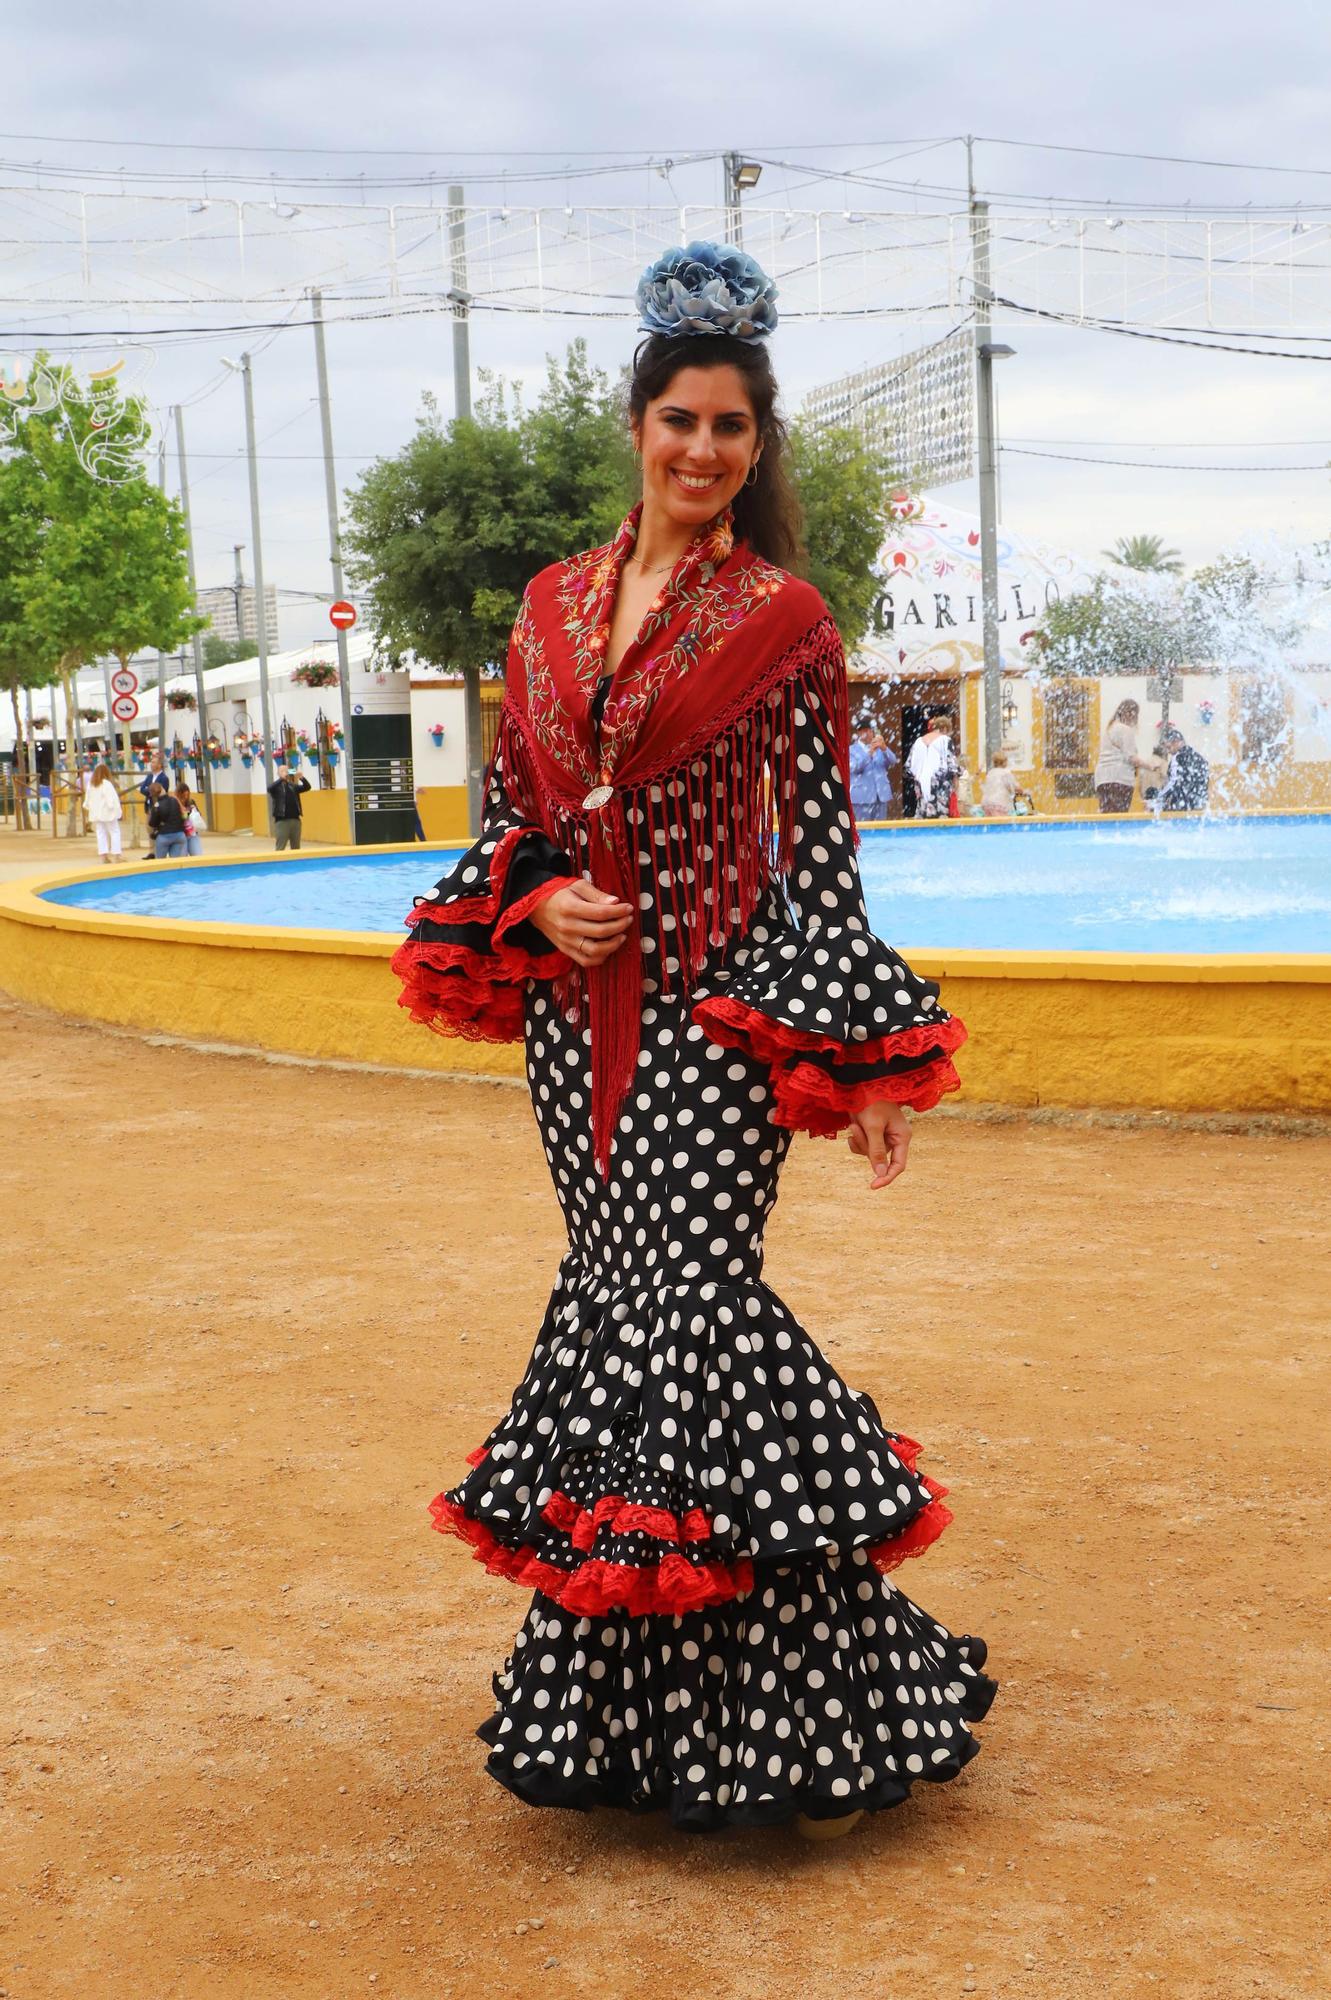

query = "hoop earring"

[{"left": 744, "top": 460, "right": 760, "bottom": 487}]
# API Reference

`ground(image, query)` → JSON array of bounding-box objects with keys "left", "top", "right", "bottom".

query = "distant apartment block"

[{"left": 197, "top": 584, "right": 280, "bottom": 649}]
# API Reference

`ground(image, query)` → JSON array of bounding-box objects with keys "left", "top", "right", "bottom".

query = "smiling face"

[{"left": 633, "top": 364, "right": 759, "bottom": 534}]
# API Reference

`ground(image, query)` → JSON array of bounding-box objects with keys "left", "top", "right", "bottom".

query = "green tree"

[
  {"left": 1102, "top": 533, "right": 1185, "bottom": 575},
  {"left": 0, "top": 451, "right": 60, "bottom": 826},
  {"left": 3, "top": 356, "right": 201, "bottom": 825},
  {"left": 1034, "top": 571, "right": 1214, "bottom": 726},
  {"left": 202, "top": 633, "right": 256, "bottom": 670},
  {"left": 344, "top": 347, "right": 635, "bottom": 677},
  {"left": 344, "top": 344, "right": 636, "bottom": 829},
  {"left": 786, "top": 420, "right": 891, "bottom": 651}
]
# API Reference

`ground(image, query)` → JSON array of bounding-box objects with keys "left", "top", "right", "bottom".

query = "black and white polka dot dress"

[{"left": 394, "top": 671, "right": 994, "bottom": 1832}]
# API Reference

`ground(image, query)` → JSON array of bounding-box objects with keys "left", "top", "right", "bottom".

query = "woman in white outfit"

[
  {"left": 907, "top": 713, "right": 959, "bottom": 819},
  {"left": 85, "top": 763, "right": 124, "bottom": 862}
]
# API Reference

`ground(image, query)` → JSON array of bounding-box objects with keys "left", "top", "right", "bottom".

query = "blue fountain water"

[{"left": 40, "top": 816, "right": 1331, "bottom": 954}]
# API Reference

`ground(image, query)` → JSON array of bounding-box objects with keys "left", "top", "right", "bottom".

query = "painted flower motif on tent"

[{"left": 635, "top": 241, "right": 779, "bottom": 343}]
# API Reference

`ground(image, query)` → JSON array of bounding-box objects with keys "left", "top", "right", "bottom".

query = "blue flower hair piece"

[{"left": 635, "top": 240, "right": 779, "bottom": 344}]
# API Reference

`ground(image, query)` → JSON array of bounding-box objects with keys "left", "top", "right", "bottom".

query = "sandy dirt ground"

[{"left": 2, "top": 996, "right": 1328, "bottom": 2000}]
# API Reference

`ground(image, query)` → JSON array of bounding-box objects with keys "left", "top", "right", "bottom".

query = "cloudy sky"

[{"left": 11, "top": 0, "right": 1331, "bottom": 650}]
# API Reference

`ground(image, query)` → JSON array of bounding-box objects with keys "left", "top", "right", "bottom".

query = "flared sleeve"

[
  {"left": 390, "top": 740, "right": 577, "bottom": 1043},
  {"left": 692, "top": 679, "right": 966, "bottom": 1135}
]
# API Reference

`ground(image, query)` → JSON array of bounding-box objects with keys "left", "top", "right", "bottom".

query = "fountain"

[{"left": 2, "top": 539, "right": 1329, "bottom": 1118}]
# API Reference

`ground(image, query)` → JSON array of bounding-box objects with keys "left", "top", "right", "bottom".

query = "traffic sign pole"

[{"left": 311, "top": 286, "right": 357, "bottom": 845}]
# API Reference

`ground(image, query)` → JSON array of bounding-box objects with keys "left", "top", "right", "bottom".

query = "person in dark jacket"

[
  {"left": 268, "top": 768, "right": 311, "bottom": 849},
  {"left": 147, "top": 786, "right": 188, "bottom": 858},
  {"left": 1157, "top": 728, "right": 1210, "bottom": 812}
]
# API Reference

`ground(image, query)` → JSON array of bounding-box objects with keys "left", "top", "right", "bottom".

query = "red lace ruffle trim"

[
  {"left": 409, "top": 823, "right": 530, "bottom": 928},
  {"left": 444, "top": 1433, "right": 951, "bottom": 1592},
  {"left": 693, "top": 994, "right": 968, "bottom": 1072},
  {"left": 772, "top": 1054, "right": 963, "bottom": 1137},
  {"left": 389, "top": 951, "right": 525, "bottom": 1043},
  {"left": 865, "top": 1433, "right": 955, "bottom": 1571},
  {"left": 494, "top": 876, "right": 577, "bottom": 958},
  {"left": 429, "top": 1491, "right": 754, "bottom": 1615},
  {"left": 543, "top": 1489, "right": 714, "bottom": 1551},
  {"left": 392, "top": 863, "right": 573, "bottom": 1043}
]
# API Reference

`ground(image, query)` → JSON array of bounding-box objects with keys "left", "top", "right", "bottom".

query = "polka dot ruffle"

[
  {"left": 435, "top": 1252, "right": 954, "bottom": 1616},
  {"left": 476, "top": 1544, "right": 996, "bottom": 1831}
]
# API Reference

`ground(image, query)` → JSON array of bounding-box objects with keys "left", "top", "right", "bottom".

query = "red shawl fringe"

[{"left": 497, "top": 617, "right": 851, "bottom": 1173}]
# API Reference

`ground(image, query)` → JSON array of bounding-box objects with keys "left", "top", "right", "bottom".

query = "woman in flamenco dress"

[{"left": 392, "top": 242, "right": 996, "bottom": 1838}]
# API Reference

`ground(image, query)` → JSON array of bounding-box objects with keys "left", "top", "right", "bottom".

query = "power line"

[
  {"left": 1006, "top": 433, "right": 1331, "bottom": 447},
  {"left": 0, "top": 129, "right": 953, "bottom": 159},
  {"left": 1003, "top": 445, "right": 1330, "bottom": 471},
  {"left": 995, "top": 294, "right": 1331, "bottom": 360},
  {"left": 976, "top": 133, "right": 1331, "bottom": 181},
  {"left": 1, "top": 293, "right": 957, "bottom": 345}
]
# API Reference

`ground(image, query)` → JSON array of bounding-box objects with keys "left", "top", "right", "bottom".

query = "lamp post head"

[{"left": 979, "top": 342, "right": 1016, "bottom": 360}]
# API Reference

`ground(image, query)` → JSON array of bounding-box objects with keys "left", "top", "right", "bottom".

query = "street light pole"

[
  {"left": 172, "top": 402, "right": 216, "bottom": 829},
  {"left": 156, "top": 436, "right": 168, "bottom": 754},
  {"left": 448, "top": 184, "right": 484, "bottom": 833},
  {"left": 310, "top": 287, "right": 357, "bottom": 845},
  {"left": 722, "top": 154, "right": 762, "bottom": 247},
  {"left": 448, "top": 185, "right": 472, "bottom": 422},
  {"left": 967, "top": 137, "right": 1009, "bottom": 764},
  {"left": 228, "top": 354, "right": 276, "bottom": 798}
]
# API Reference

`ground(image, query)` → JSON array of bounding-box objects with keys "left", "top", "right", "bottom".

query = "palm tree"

[{"left": 1102, "top": 533, "right": 1185, "bottom": 575}]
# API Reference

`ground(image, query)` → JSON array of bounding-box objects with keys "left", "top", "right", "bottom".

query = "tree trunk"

[
  {"left": 9, "top": 684, "right": 30, "bottom": 831},
  {"left": 463, "top": 664, "right": 484, "bottom": 837},
  {"left": 61, "top": 661, "right": 83, "bottom": 837}
]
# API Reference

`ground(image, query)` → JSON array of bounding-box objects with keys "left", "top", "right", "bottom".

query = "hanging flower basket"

[
  {"left": 240, "top": 753, "right": 254, "bottom": 769},
  {"left": 429, "top": 724, "right": 445, "bottom": 746},
  {"left": 292, "top": 661, "right": 340, "bottom": 689},
  {"left": 166, "top": 691, "right": 198, "bottom": 711},
  {"left": 305, "top": 751, "right": 319, "bottom": 767},
  {"left": 79, "top": 708, "right": 103, "bottom": 722}
]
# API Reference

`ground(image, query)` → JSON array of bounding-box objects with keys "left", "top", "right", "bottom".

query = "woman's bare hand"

[
  {"left": 846, "top": 1100, "right": 912, "bottom": 1190},
  {"left": 531, "top": 877, "right": 634, "bottom": 968}
]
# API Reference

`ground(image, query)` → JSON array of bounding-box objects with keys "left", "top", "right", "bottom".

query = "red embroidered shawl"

[{"left": 496, "top": 505, "right": 850, "bottom": 1171}]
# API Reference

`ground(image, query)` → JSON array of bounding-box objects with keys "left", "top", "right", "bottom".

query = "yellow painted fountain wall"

[{"left": 2, "top": 850, "right": 1327, "bottom": 1115}]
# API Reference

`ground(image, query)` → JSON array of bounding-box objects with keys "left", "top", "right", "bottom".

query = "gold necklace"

[{"left": 628, "top": 552, "right": 680, "bottom": 574}]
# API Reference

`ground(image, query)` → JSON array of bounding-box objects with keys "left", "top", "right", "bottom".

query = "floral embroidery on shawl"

[{"left": 513, "top": 505, "right": 787, "bottom": 786}]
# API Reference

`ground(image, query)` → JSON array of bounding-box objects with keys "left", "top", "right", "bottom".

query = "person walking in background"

[
  {"left": 137, "top": 750, "right": 171, "bottom": 806},
  {"left": 907, "top": 710, "right": 959, "bottom": 819},
  {"left": 147, "top": 783, "right": 188, "bottom": 858},
  {"left": 85, "top": 762, "right": 124, "bottom": 863},
  {"left": 175, "top": 780, "right": 206, "bottom": 857},
  {"left": 1157, "top": 726, "right": 1210, "bottom": 812},
  {"left": 137, "top": 750, "right": 172, "bottom": 858},
  {"left": 848, "top": 722, "right": 896, "bottom": 823},
  {"left": 1093, "top": 699, "right": 1149, "bottom": 814},
  {"left": 268, "top": 766, "right": 311, "bottom": 850},
  {"left": 980, "top": 753, "right": 1020, "bottom": 818}
]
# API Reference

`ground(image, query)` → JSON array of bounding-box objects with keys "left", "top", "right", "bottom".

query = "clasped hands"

[{"left": 531, "top": 880, "right": 912, "bottom": 1189}]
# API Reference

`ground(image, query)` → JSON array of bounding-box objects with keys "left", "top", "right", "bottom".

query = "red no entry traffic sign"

[
  {"left": 111, "top": 693, "right": 139, "bottom": 723},
  {"left": 110, "top": 666, "right": 139, "bottom": 696},
  {"left": 329, "top": 600, "right": 357, "bottom": 631}
]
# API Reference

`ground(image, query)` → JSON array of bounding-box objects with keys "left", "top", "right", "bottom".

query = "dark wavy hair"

[{"left": 627, "top": 333, "right": 806, "bottom": 573}]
